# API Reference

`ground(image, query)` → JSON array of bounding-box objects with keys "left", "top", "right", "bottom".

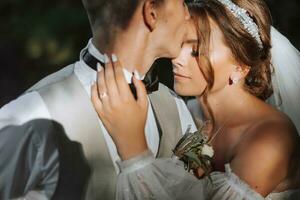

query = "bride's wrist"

[
  {"left": 116, "top": 139, "right": 148, "bottom": 160},
  {"left": 117, "top": 150, "right": 154, "bottom": 173}
]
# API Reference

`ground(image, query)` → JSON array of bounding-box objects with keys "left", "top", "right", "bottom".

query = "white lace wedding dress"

[{"left": 116, "top": 151, "right": 300, "bottom": 200}]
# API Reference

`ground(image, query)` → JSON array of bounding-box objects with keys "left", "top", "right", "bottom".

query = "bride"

[{"left": 91, "top": 0, "right": 300, "bottom": 199}]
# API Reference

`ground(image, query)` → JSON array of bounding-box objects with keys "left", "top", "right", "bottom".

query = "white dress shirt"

[{"left": 0, "top": 39, "right": 196, "bottom": 173}]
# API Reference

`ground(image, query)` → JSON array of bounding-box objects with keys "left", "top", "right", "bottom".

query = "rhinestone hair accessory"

[
  {"left": 216, "top": 0, "right": 263, "bottom": 49},
  {"left": 188, "top": 0, "right": 264, "bottom": 49}
]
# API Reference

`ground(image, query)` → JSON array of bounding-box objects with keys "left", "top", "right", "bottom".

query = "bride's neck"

[{"left": 197, "top": 87, "right": 254, "bottom": 127}]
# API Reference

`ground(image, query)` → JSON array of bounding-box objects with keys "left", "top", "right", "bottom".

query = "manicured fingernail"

[
  {"left": 97, "top": 63, "right": 102, "bottom": 72},
  {"left": 111, "top": 54, "right": 118, "bottom": 62},
  {"left": 134, "top": 70, "right": 141, "bottom": 79},
  {"left": 104, "top": 54, "right": 109, "bottom": 64}
]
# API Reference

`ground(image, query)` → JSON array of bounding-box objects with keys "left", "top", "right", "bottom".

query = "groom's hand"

[{"left": 91, "top": 55, "right": 149, "bottom": 160}]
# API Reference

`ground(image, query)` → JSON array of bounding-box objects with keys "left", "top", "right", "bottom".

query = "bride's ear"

[
  {"left": 143, "top": 0, "right": 158, "bottom": 31},
  {"left": 240, "top": 65, "right": 251, "bottom": 78},
  {"left": 235, "top": 65, "right": 250, "bottom": 77},
  {"left": 229, "top": 65, "right": 250, "bottom": 85}
]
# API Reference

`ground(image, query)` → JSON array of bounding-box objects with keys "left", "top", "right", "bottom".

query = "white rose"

[{"left": 202, "top": 144, "right": 214, "bottom": 158}]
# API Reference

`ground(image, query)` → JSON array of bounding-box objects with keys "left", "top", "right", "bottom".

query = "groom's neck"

[{"left": 93, "top": 28, "right": 157, "bottom": 76}]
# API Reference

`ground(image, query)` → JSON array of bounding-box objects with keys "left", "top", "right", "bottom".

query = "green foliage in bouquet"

[{"left": 173, "top": 125, "right": 214, "bottom": 179}]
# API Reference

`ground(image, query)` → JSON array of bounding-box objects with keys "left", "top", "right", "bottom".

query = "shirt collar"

[{"left": 80, "top": 38, "right": 144, "bottom": 84}]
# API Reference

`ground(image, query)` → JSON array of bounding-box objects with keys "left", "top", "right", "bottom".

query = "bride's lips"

[{"left": 173, "top": 72, "right": 191, "bottom": 80}]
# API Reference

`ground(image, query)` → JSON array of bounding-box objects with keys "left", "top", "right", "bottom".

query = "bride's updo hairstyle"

[{"left": 187, "top": 0, "right": 273, "bottom": 100}]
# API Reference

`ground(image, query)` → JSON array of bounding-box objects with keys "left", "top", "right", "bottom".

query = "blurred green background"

[{"left": 1, "top": 0, "right": 300, "bottom": 107}]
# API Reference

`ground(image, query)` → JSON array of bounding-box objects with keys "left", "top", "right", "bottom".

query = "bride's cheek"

[{"left": 192, "top": 64, "right": 207, "bottom": 95}]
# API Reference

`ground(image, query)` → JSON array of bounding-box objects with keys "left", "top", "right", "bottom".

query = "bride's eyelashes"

[
  {"left": 191, "top": 50, "right": 199, "bottom": 57},
  {"left": 191, "top": 44, "right": 199, "bottom": 57}
]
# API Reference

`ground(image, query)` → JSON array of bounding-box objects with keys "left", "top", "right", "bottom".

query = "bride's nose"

[{"left": 172, "top": 56, "right": 185, "bottom": 70}]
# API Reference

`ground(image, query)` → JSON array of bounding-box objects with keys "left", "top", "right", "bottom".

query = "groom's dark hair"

[
  {"left": 82, "top": 0, "right": 164, "bottom": 48},
  {"left": 82, "top": 0, "right": 141, "bottom": 32}
]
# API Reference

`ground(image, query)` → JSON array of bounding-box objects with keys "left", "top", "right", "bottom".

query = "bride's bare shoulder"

[
  {"left": 230, "top": 112, "right": 298, "bottom": 195},
  {"left": 244, "top": 101, "right": 298, "bottom": 147},
  {"left": 243, "top": 110, "right": 297, "bottom": 153}
]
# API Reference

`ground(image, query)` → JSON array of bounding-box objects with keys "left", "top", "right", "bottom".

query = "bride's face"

[
  {"left": 172, "top": 21, "right": 207, "bottom": 96},
  {"left": 172, "top": 18, "right": 238, "bottom": 97}
]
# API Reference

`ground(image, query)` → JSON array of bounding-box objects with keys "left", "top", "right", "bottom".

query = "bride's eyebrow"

[{"left": 183, "top": 39, "right": 199, "bottom": 44}]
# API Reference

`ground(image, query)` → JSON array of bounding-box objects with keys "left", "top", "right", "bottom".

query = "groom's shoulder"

[
  {"left": 158, "top": 83, "right": 185, "bottom": 102},
  {"left": 157, "top": 83, "right": 190, "bottom": 113},
  {"left": 157, "top": 83, "right": 196, "bottom": 131},
  {"left": 0, "top": 63, "right": 77, "bottom": 128},
  {"left": 0, "top": 90, "right": 52, "bottom": 129},
  {"left": 26, "top": 63, "right": 76, "bottom": 93}
]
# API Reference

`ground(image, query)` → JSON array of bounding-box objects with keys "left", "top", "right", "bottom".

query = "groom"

[{"left": 0, "top": 0, "right": 196, "bottom": 199}]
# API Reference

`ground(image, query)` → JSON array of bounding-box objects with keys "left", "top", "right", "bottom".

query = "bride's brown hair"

[{"left": 187, "top": 0, "right": 273, "bottom": 126}]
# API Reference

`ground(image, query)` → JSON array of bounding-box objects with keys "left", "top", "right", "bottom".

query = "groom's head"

[{"left": 82, "top": 0, "right": 190, "bottom": 59}]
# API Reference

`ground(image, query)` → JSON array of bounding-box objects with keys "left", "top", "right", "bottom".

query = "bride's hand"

[
  {"left": 91, "top": 55, "right": 149, "bottom": 160},
  {"left": 194, "top": 167, "right": 205, "bottom": 179}
]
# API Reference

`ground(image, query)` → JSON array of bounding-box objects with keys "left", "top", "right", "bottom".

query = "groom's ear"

[{"left": 143, "top": 0, "right": 159, "bottom": 31}]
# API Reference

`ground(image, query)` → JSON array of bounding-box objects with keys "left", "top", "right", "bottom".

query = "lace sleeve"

[
  {"left": 116, "top": 151, "right": 268, "bottom": 200},
  {"left": 116, "top": 150, "right": 202, "bottom": 200},
  {"left": 199, "top": 164, "right": 265, "bottom": 200}
]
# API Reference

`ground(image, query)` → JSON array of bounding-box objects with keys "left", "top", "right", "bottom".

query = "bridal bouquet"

[{"left": 173, "top": 124, "right": 214, "bottom": 178}]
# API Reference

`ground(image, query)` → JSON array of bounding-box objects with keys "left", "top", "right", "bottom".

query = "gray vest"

[{"left": 27, "top": 64, "right": 182, "bottom": 199}]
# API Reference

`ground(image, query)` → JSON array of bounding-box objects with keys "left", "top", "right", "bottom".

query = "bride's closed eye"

[
  {"left": 190, "top": 42, "right": 199, "bottom": 57},
  {"left": 191, "top": 49, "right": 199, "bottom": 57},
  {"left": 191, "top": 44, "right": 199, "bottom": 57}
]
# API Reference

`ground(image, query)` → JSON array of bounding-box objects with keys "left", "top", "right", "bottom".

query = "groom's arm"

[
  {"left": 0, "top": 119, "right": 59, "bottom": 200},
  {"left": 0, "top": 92, "right": 59, "bottom": 199}
]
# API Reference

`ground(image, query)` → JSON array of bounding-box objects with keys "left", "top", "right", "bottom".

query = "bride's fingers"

[
  {"left": 104, "top": 55, "right": 119, "bottom": 99},
  {"left": 91, "top": 82, "right": 103, "bottom": 113},
  {"left": 112, "top": 55, "right": 132, "bottom": 99},
  {"left": 97, "top": 64, "right": 110, "bottom": 106},
  {"left": 132, "top": 75, "right": 148, "bottom": 108},
  {"left": 195, "top": 167, "right": 205, "bottom": 178}
]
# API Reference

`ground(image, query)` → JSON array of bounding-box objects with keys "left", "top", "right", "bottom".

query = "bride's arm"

[{"left": 91, "top": 55, "right": 149, "bottom": 160}]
